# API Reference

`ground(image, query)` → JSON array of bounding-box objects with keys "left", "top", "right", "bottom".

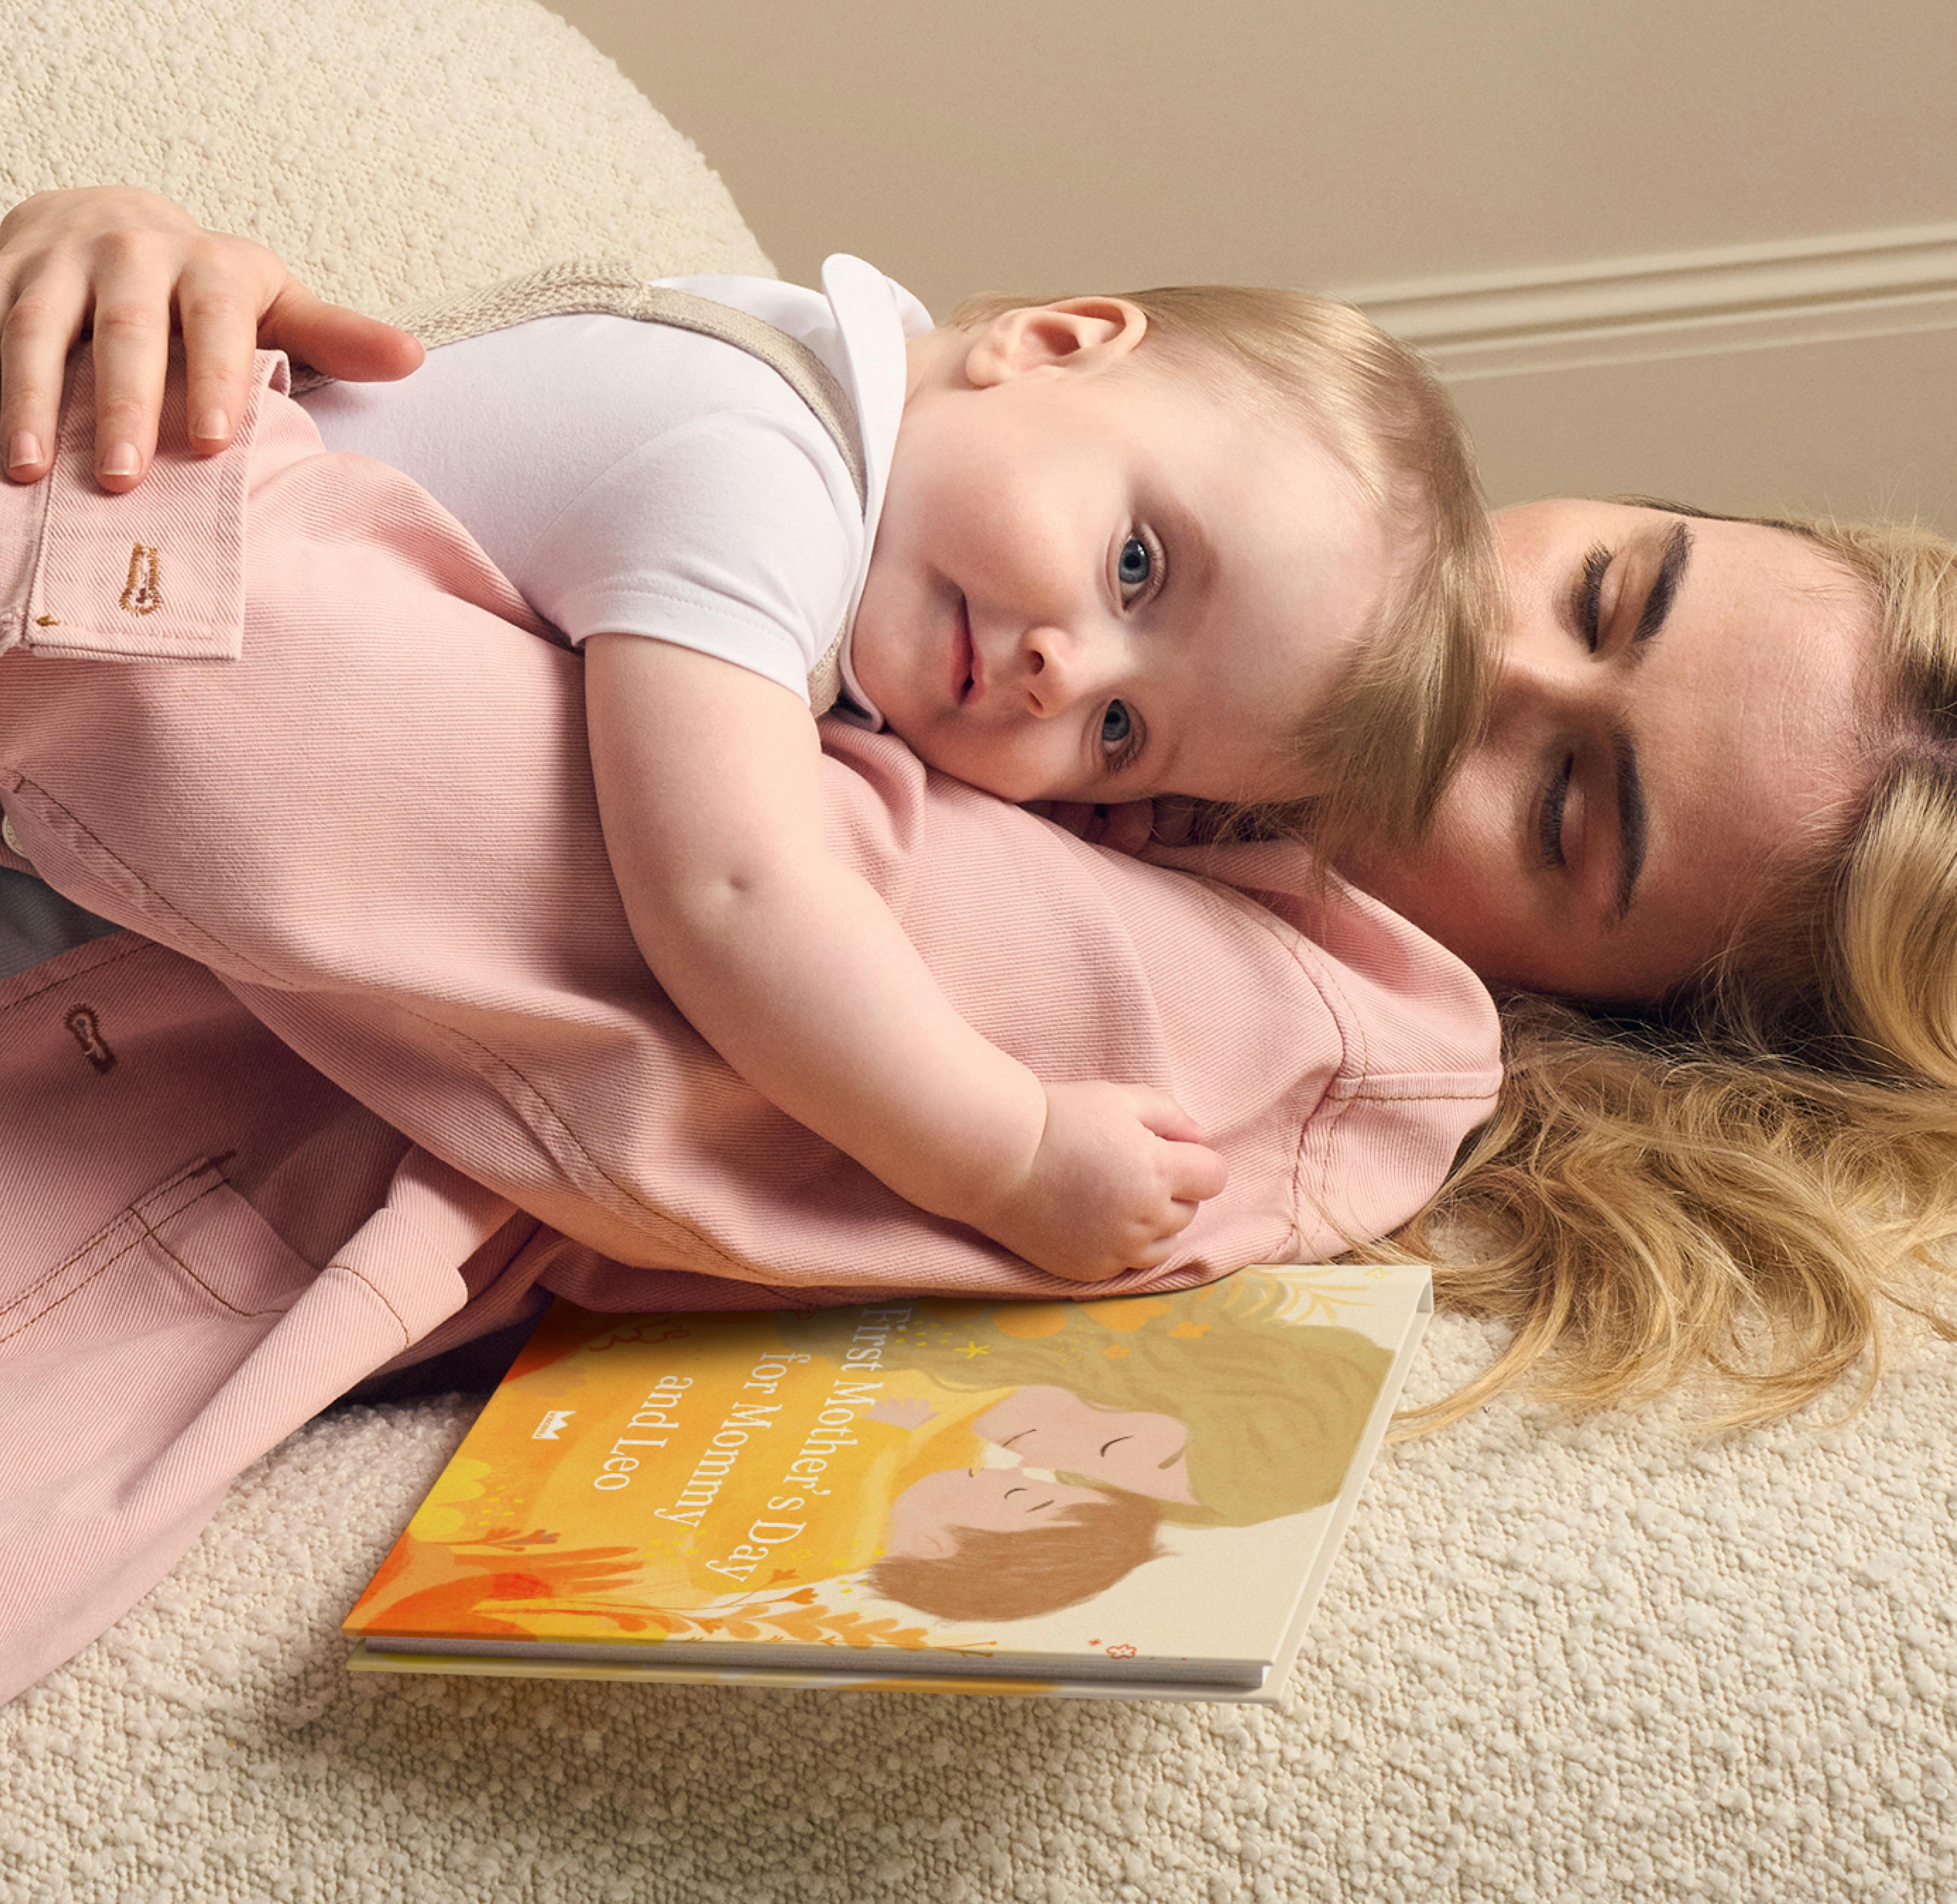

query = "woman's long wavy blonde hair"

[{"left": 1391, "top": 506, "right": 1957, "bottom": 1433}]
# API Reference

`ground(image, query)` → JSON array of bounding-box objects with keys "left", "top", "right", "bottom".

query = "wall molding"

[{"left": 1333, "top": 223, "right": 1957, "bottom": 381}]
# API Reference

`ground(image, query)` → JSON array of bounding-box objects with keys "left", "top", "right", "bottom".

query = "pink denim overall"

[{"left": 0, "top": 335, "right": 1499, "bottom": 1701}]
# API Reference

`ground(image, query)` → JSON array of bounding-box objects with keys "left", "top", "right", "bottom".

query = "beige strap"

[{"left": 291, "top": 259, "right": 868, "bottom": 712}]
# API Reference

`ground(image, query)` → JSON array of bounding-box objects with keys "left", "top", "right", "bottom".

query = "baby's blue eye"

[
  {"left": 1117, "top": 536, "right": 1152, "bottom": 591},
  {"left": 1101, "top": 701, "right": 1133, "bottom": 748}
]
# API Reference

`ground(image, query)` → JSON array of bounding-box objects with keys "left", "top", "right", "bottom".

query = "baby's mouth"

[{"left": 954, "top": 594, "right": 979, "bottom": 704}]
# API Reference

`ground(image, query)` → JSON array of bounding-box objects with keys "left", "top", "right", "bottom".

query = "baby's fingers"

[
  {"left": 1032, "top": 799, "right": 1099, "bottom": 840},
  {"left": 1163, "top": 1137, "right": 1228, "bottom": 1208},
  {"left": 1119, "top": 1176, "right": 1215, "bottom": 1272},
  {"left": 1127, "top": 1089, "right": 1227, "bottom": 1203},
  {"left": 1128, "top": 1089, "right": 1208, "bottom": 1149}
]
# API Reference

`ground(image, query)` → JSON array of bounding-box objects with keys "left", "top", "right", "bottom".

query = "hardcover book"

[{"left": 344, "top": 1265, "right": 1429, "bottom": 1702}]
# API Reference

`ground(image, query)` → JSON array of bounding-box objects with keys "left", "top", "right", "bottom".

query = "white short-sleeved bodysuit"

[
  {"left": 298, "top": 255, "right": 933, "bottom": 724},
  {"left": 0, "top": 257, "right": 933, "bottom": 979}
]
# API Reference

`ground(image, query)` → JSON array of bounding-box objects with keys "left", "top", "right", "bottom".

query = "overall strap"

[{"left": 292, "top": 260, "right": 868, "bottom": 710}]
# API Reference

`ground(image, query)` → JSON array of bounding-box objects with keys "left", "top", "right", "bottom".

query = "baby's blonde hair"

[
  {"left": 1388, "top": 506, "right": 1957, "bottom": 1433},
  {"left": 950, "top": 286, "right": 1500, "bottom": 851}
]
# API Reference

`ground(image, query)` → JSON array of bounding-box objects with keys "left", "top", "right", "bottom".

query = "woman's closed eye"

[
  {"left": 1539, "top": 751, "right": 1575, "bottom": 867},
  {"left": 1574, "top": 526, "right": 1688, "bottom": 654},
  {"left": 1574, "top": 545, "right": 1612, "bottom": 652}
]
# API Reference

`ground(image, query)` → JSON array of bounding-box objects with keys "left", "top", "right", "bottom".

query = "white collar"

[{"left": 819, "top": 254, "right": 932, "bottom": 729}]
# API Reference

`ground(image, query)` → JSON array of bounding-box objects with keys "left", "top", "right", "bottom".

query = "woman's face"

[
  {"left": 1341, "top": 501, "right": 1883, "bottom": 1000},
  {"left": 973, "top": 1385, "right": 1195, "bottom": 1504}
]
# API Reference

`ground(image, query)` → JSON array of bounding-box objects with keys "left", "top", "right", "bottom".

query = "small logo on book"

[{"left": 532, "top": 1410, "right": 576, "bottom": 1441}]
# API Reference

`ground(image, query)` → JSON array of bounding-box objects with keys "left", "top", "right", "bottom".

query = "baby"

[
  {"left": 872, "top": 1458, "right": 1164, "bottom": 1623},
  {"left": 0, "top": 189, "right": 1497, "bottom": 1285}
]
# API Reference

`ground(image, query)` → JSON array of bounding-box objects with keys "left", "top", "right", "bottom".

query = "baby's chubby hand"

[{"left": 976, "top": 1081, "right": 1228, "bottom": 1284}]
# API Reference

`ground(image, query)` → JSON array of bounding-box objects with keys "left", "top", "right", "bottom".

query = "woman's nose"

[{"left": 1487, "top": 625, "right": 1595, "bottom": 730}]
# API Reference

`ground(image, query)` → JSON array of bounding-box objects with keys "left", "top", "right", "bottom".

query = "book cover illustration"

[{"left": 344, "top": 1265, "right": 1425, "bottom": 1693}]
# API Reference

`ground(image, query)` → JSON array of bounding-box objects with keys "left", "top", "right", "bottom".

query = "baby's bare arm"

[
  {"left": 584, "top": 637, "right": 1226, "bottom": 1281},
  {"left": 0, "top": 186, "right": 422, "bottom": 492}
]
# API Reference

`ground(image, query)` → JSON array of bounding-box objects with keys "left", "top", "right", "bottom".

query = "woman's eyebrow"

[
  {"left": 1634, "top": 521, "right": 1694, "bottom": 644},
  {"left": 1606, "top": 522, "right": 1682, "bottom": 918},
  {"left": 1611, "top": 725, "right": 1649, "bottom": 921}
]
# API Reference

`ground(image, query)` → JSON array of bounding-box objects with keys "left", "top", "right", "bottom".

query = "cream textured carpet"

[
  {"left": 2, "top": 2, "right": 1954, "bottom": 1898},
  {"left": 5, "top": 1320, "right": 1954, "bottom": 1902}
]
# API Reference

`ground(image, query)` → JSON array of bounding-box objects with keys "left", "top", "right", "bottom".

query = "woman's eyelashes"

[
  {"left": 1539, "top": 751, "right": 1575, "bottom": 867},
  {"left": 1574, "top": 545, "right": 1612, "bottom": 652}
]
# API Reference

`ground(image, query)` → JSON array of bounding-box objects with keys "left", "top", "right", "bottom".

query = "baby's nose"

[{"left": 1022, "top": 624, "right": 1115, "bottom": 716}]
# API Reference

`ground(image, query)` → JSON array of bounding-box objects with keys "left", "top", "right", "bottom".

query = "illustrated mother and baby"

[
  {"left": 785, "top": 1278, "right": 1389, "bottom": 1622},
  {"left": 4, "top": 180, "right": 1956, "bottom": 1642}
]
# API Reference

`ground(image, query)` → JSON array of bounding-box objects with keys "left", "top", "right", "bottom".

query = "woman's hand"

[
  {"left": 1029, "top": 797, "right": 1199, "bottom": 855},
  {"left": 0, "top": 186, "right": 423, "bottom": 492}
]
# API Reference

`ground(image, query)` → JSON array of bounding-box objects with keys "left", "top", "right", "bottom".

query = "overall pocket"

[{"left": 0, "top": 1154, "right": 320, "bottom": 1360}]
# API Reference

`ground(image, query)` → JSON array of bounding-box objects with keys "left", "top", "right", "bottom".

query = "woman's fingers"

[
  {"left": 87, "top": 234, "right": 189, "bottom": 490},
  {"left": 174, "top": 258, "right": 273, "bottom": 460},
  {"left": 0, "top": 187, "right": 423, "bottom": 493},
  {"left": 258, "top": 282, "right": 424, "bottom": 386},
  {"left": 256, "top": 280, "right": 421, "bottom": 387},
  {"left": 0, "top": 252, "right": 92, "bottom": 483},
  {"left": 0, "top": 189, "right": 205, "bottom": 488},
  {"left": 1095, "top": 800, "right": 1157, "bottom": 855}
]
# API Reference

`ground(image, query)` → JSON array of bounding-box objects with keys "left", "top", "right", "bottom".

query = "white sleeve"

[
  {"left": 300, "top": 315, "right": 864, "bottom": 706},
  {"left": 525, "top": 408, "right": 855, "bottom": 706}
]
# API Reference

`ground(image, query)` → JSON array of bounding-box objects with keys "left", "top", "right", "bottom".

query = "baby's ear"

[{"left": 963, "top": 297, "right": 1147, "bottom": 387}]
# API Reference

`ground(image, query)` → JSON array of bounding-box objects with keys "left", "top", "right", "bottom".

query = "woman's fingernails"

[
  {"left": 7, "top": 432, "right": 41, "bottom": 472},
  {"left": 191, "top": 407, "right": 227, "bottom": 444},
  {"left": 100, "top": 443, "right": 139, "bottom": 478}
]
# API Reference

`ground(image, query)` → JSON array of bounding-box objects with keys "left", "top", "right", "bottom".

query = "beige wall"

[{"left": 549, "top": 0, "right": 1957, "bottom": 529}]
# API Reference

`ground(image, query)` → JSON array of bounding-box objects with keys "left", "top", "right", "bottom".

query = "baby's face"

[
  {"left": 881, "top": 1462, "right": 1106, "bottom": 1561},
  {"left": 850, "top": 320, "right": 1391, "bottom": 807}
]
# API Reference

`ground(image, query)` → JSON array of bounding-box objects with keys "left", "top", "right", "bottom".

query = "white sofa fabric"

[{"left": 1, "top": 4, "right": 1950, "bottom": 1898}]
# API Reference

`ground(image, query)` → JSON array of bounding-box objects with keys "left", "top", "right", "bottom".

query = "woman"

[
  {"left": 5, "top": 189, "right": 1953, "bottom": 1429},
  {"left": 782, "top": 1274, "right": 1390, "bottom": 1526},
  {"left": 1363, "top": 497, "right": 1957, "bottom": 1430}
]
